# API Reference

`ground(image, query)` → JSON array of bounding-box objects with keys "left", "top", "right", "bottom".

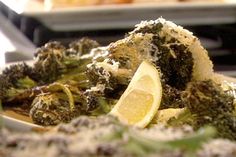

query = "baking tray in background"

[{"left": 1, "top": 0, "right": 236, "bottom": 31}]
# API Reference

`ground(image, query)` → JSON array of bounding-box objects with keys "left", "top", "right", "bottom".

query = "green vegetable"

[
  {"left": 160, "top": 84, "right": 185, "bottom": 109},
  {"left": 16, "top": 76, "right": 37, "bottom": 89},
  {"left": 0, "top": 75, "right": 12, "bottom": 100},
  {"left": 131, "top": 21, "right": 163, "bottom": 34},
  {"left": 33, "top": 39, "right": 100, "bottom": 85},
  {"left": 2, "top": 63, "right": 35, "bottom": 86},
  {"left": 48, "top": 83, "right": 75, "bottom": 111},
  {"left": 103, "top": 124, "right": 216, "bottom": 157},
  {"left": 151, "top": 35, "right": 194, "bottom": 90},
  {"left": 29, "top": 82, "right": 81, "bottom": 126},
  {"left": 0, "top": 63, "right": 36, "bottom": 101},
  {"left": 0, "top": 38, "right": 101, "bottom": 124},
  {"left": 182, "top": 80, "right": 236, "bottom": 140},
  {"left": 130, "top": 20, "right": 194, "bottom": 90},
  {"left": 67, "top": 37, "right": 100, "bottom": 56}
]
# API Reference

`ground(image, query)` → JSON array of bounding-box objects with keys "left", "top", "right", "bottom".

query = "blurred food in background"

[
  {"left": 44, "top": 0, "right": 133, "bottom": 8},
  {"left": 42, "top": 0, "right": 225, "bottom": 9}
]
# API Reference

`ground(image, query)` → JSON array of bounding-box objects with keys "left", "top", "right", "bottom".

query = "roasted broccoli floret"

[
  {"left": 2, "top": 63, "right": 36, "bottom": 87},
  {"left": 221, "top": 81, "right": 236, "bottom": 105},
  {"left": 182, "top": 80, "right": 236, "bottom": 140},
  {"left": 33, "top": 39, "right": 100, "bottom": 85},
  {"left": 86, "top": 62, "right": 118, "bottom": 94},
  {"left": 151, "top": 35, "right": 194, "bottom": 90},
  {"left": 86, "top": 59, "right": 132, "bottom": 98},
  {"left": 160, "top": 84, "right": 185, "bottom": 109},
  {"left": 0, "top": 75, "right": 12, "bottom": 100},
  {"left": 0, "top": 63, "right": 37, "bottom": 102},
  {"left": 107, "top": 33, "right": 153, "bottom": 72},
  {"left": 84, "top": 89, "right": 116, "bottom": 115},
  {"left": 29, "top": 82, "right": 84, "bottom": 126},
  {"left": 33, "top": 41, "right": 66, "bottom": 84},
  {"left": 30, "top": 93, "right": 80, "bottom": 126},
  {"left": 129, "top": 20, "right": 194, "bottom": 90},
  {"left": 131, "top": 21, "right": 163, "bottom": 34},
  {"left": 66, "top": 37, "right": 100, "bottom": 56}
]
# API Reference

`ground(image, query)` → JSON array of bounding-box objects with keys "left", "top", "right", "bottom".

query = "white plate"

[
  {"left": 0, "top": 115, "right": 42, "bottom": 131},
  {"left": 0, "top": 61, "right": 236, "bottom": 131},
  {"left": 2, "top": 0, "right": 236, "bottom": 31}
]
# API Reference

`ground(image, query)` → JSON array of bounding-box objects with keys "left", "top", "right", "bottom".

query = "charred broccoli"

[
  {"left": 130, "top": 20, "right": 194, "bottom": 90},
  {"left": 30, "top": 93, "right": 80, "bottom": 126},
  {"left": 86, "top": 59, "right": 132, "bottom": 98},
  {"left": 33, "top": 38, "right": 100, "bottom": 85},
  {"left": 33, "top": 41, "right": 66, "bottom": 83},
  {"left": 66, "top": 37, "right": 100, "bottom": 56},
  {"left": 84, "top": 89, "right": 116, "bottom": 115},
  {"left": 2, "top": 63, "right": 35, "bottom": 87},
  {"left": 182, "top": 80, "right": 236, "bottom": 140},
  {"left": 27, "top": 81, "right": 117, "bottom": 126},
  {"left": 160, "top": 84, "right": 185, "bottom": 109},
  {"left": 29, "top": 82, "right": 84, "bottom": 126},
  {"left": 0, "top": 63, "right": 37, "bottom": 102},
  {"left": 0, "top": 75, "right": 12, "bottom": 100},
  {"left": 151, "top": 35, "right": 194, "bottom": 90}
]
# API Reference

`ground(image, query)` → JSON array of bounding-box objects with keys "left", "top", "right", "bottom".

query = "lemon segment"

[
  {"left": 110, "top": 61, "right": 162, "bottom": 128},
  {"left": 117, "top": 89, "right": 154, "bottom": 125}
]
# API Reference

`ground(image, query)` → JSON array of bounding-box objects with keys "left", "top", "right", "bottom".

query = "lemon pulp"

[{"left": 110, "top": 61, "right": 162, "bottom": 128}]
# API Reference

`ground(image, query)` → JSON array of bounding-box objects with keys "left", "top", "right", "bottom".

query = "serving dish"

[
  {"left": 1, "top": 114, "right": 42, "bottom": 131},
  {"left": 2, "top": 0, "right": 236, "bottom": 31},
  {"left": 0, "top": 60, "right": 236, "bottom": 132}
]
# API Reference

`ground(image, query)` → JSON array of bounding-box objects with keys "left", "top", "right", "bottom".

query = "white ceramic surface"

[{"left": 0, "top": 115, "right": 42, "bottom": 131}]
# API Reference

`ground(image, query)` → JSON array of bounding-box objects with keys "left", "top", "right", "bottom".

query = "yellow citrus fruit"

[{"left": 110, "top": 61, "right": 162, "bottom": 128}]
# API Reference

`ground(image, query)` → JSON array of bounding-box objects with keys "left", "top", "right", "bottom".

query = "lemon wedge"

[{"left": 110, "top": 61, "right": 162, "bottom": 128}]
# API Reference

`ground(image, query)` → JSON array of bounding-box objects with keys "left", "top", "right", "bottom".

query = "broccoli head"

[
  {"left": 29, "top": 82, "right": 85, "bottom": 126},
  {"left": 33, "top": 41, "right": 66, "bottom": 84},
  {"left": 0, "top": 75, "right": 12, "bottom": 100},
  {"left": 86, "top": 62, "right": 116, "bottom": 93},
  {"left": 2, "top": 63, "right": 35, "bottom": 87},
  {"left": 84, "top": 89, "right": 115, "bottom": 115},
  {"left": 151, "top": 35, "right": 194, "bottom": 90},
  {"left": 129, "top": 19, "right": 194, "bottom": 90},
  {"left": 0, "top": 63, "right": 37, "bottom": 101},
  {"left": 160, "top": 83, "right": 185, "bottom": 110},
  {"left": 66, "top": 37, "right": 100, "bottom": 57},
  {"left": 86, "top": 59, "right": 132, "bottom": 97},
  {"left": 182, "top": 80, "right": 236, "bottom": 140},
  {"left": 29, "top": 93, "right": 80, "bottom": 126},
  {"left": 33, "top": 39, "right": 100, "bottom": 85}
]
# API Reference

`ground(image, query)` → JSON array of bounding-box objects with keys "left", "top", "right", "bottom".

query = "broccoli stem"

[
  {"left": 16, "top": 76, "right": 37, "bottom": 89},
  {"left": 48, "top": 83, "right": 75, "bottom": 111}
]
